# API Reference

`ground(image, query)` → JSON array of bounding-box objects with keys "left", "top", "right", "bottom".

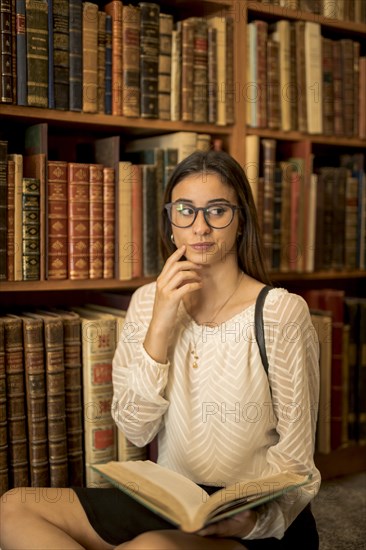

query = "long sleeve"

[
  {"left": 244, "top": 293, "right": 321, "bottom": 540},
  {"left": 111, "top": 284, "right": 170, "bottom": 447}
]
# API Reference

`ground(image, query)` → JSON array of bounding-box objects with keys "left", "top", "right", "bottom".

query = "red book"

[
  {"left": 47, "top": 161, "right": 68, "bottom": 280},
  {"left": 68, "top": 163, "right": 89, "bottom": 280},
  {"left": 103, "top": 166, "right": 115, "bottom": 279},
  {"left": 89, "top": 164, "right": 104, "bottom": 279}
]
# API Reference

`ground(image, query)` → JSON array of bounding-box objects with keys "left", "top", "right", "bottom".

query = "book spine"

[
  {"left": 67, "top": 163, "right": 89, "bottom": 280},
  {"left": 53, "top": 0, "right": 69, "bottom": 110},
  {"left": 1, "top": 0, "right": 13, "bottom": 103},
  {"left": 225, "top": 15, "right": 235, "bottom": 125},
  {"left": 357, "top": 299, "right": 366, "bottom": 444},
  {"left": 139, "top": 2, "right": 160, "bottom": 119},
  {"left": 68, "top": 0, "right": 82, "bottom": 111},
  {"left": 23, "top": 316, "right": 49, "bottom": 487},
  {"left": 332, "top": 40, "right": 344, "bottom": 136},
  {"left": 10, "top": 0, "right": 17, "bottom": 103},
  {"left": 181, "top": 18, "right": 194, "bottom": 122},
  {"left": 4, "top": 317, "right": 29, "bottom": 487},
  {"left": 131, "top": 164, "right": 142, "bottom": 279},
  {"left": 158, "top": 13, "right": 172, "bottom": 121},
  {"left": 294, "top": 21, "right": 307, "bottom": 132},
  {"left": 170, "top": 26, "right": 181, "bottom": 122},
  {"left": 47, "top": 0, "right": 54, "bottom": 108},
  {"left": 25, "top": 0, "right": 48, "bottom": 108},
  {"left": 6, "top": 159, "right": 15, "bottom": 281},
  {"left": 8, "top": 153, "right": 23, "bottom": 280},
  {"left": 102, "top": 166, "right": 115, "bottom": 279},
  {"left": 89, "top": 163, "right": 104, "bottom": 279},
  {"left": 15, "top": 0, "right": 27, "bottom": 105},
  {"left": 117, "top": 161, "right": 133, "bottom": 281},
  {"left": 322, "top": 37, "right": 334, "bottom": 136},
  {"left": 192, "top": 18, "right": 208, "bottom": 124},
  {"left": 256, "top": 20, "right": 268, "bottom": 129},
  {"left": 353, "top": 41, "right": 360, "bottom": 138},
  {"left": 97, "top": 11, "right": 106, "bottom": 114},
  {"left": 0, "top": 141, "right": 7, "bottom": 280},
  {"left": 341, "top": 38, "right": 355, "bottom": 137},
  {"left": 122, "top": 4, "right": 140, "bottom": 117},
  {"left": 47, "top": 160, "right": 68, "bottom": 280},
  {"left": 104, "top": 0, "right": 123, "bottom": 116},
  {"left": 207, "top": 27, "right": 217, "bottom": 125},
  {"left": 266, "top": 39, "right": 281, "bottom": 130},
  {"left": 104, "top": 13, "right": 112, "bottom": 114},
  {"left": 141, "top": 164, "right": 158, "bottom": 277},
  {"left": 82, "top": 2, "right": 98, "bottom": 113},
  {"left": 0, "top": 319, "right": 8, "bottom": 496},
  {"left": 22, "top": 176, "right": 40, "bottom": 281}
]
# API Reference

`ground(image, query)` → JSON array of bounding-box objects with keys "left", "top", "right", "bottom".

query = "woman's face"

[{"left": 170, "top": 172, "right": 241, "bottom": 267}]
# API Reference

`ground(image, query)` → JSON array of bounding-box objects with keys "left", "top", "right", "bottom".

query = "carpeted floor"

[{"left": 312, "top": 471, "right": 366, "bottom": 550}]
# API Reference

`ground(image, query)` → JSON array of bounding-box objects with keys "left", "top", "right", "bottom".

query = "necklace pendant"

[{"left": 192, "top": 361, "right": 198, "bottom": 369}]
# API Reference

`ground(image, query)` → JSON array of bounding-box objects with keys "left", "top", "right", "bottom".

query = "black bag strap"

[{"left": 254, "top": 285, "right": 272, "bottom": 375}]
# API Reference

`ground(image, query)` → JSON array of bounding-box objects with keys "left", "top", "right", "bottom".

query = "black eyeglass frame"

[{"left": 164, "top": 202, "right": 242, "bottom": 229}]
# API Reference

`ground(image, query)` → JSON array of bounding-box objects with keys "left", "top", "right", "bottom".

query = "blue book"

[
  {"left": 16, "top": 0, "right": 27, "bottom": 105},
  {"left": 69, "top": 0, "right": 82, "bottom": 111},
  {"left": 105, "top": 14, "right": 112, "bottom": 115}
]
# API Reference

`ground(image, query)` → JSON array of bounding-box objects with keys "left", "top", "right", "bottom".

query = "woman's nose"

[{"left": 192, "top": 210, "right": 211, "bottom": 233}]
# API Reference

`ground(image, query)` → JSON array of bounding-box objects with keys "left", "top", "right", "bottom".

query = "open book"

[{"left": 92, "top": 460, "right": 311, "bottom": 533}]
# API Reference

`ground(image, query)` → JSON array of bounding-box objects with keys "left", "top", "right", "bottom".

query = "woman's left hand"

[{"left": 196, "top": 509, "right": 258, "bottom": 538}]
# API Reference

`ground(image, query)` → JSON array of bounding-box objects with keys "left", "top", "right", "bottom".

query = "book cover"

[
  {"left": 104, "top": 0, "right": 123, "bottom": 116},
  {"left": 25, "top": 0, "right": 48, "bottom": 108},
  {"left": 82, "top": 2, "right": 98, "bottom": 113},
  {"left": 0, "top": 0, "right": 13, "bottom": 103},
  {"left": 97, "top": 10, "right": 106, "bottom": 114},
  {"left": 47, "top": 160, "right": 68, "bottom": 280},
  {"left": 22, "top": 176, "right": 40, "bottom": 281},
  {"left": 0, "top": 318, "right": 8, "bottom": 496},
  {"left": 92, "top": 460, "right": 311, "bottom": 533},
  {"left": 102, "top": 166, "right": 115, "bottom": 279},
  {"left": 304, "top": 21, "right": 323, "bottom": 134},
  {"left": 122, "top": 4, "right": 140, "bottom": 117},
  {"left": 139, "top": 2, "right": 160, "bottom": 119},
  {"left": 67, "top": 162, "right": 89, "bottom": 280},
  {"left": 0, "top": 141, "right": 7, "bottom": 280},
  {"left": 89, "top": 163, "right": 104, "bottom": 279},
  {"left": 158, "top": 12, "right": 173, "bottom": 121},
  {"left": 15, "top": 0, "right": 27, "bottom": 106},
  {"left": 69, "top": 0, "right": 82, "bottom": 111},
  {"left": 52, "top": 0, "right": 69, "bottom": 110},
  {"left": 104, "top": 13, "right": 112, "bottom": 114}
]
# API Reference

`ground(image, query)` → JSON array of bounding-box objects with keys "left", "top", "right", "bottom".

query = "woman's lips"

[{"left": 189, "top": 243, "right": 216, "bottom": 251}]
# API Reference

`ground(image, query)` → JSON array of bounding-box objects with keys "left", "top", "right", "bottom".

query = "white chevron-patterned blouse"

[{"left": 112, "top": 282, "right": 321, "bottom": 540}]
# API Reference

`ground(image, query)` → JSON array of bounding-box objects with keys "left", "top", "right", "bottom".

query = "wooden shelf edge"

[
  {"left": 0, "top": 105, "right": 232, "bottom": 136},
  {"left": 0, "top": 277, "right": 155, "bottom": 292},
  {"left": 246, "top": 1, "right": 366, "bottom": 35},
  {"left": 315, "top": 445, "right": 366, "bottom": 480},
  {"left": 271, "top": 270, "right": 366, "bottom": 282},
  {"left": 246, "top": 128, "right": 366, "bottom": 148}
]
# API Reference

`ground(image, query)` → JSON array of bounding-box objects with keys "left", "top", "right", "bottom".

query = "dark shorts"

[{"left": 74, "top": 486, "right": 319, "bottom": 549}]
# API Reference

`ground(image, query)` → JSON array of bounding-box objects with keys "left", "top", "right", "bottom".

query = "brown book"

[
  {"left": 53, "top": 0, "right": 69, "bottom": 110},
  {"left": 47, "top": 160, "right": 68, "bottom": 280},
  {"left": 97, "top": 11, "right": 106, "bottom": 114},
  {"left": 322, "top": 37, "right": 334, "bottom": 136},
  {"left": 0, "top": 0, "right": 13, "bottom": 103},
  {"left": 49, "top": 309, "right": 84, "bottom": 487},
  {"left": 340, "top": 39, "right": 355, "bottom": 137},
  {"left": 68, "top": 163, "right": 89, "bottom": 280},
  {"left": 139, "top": 2, "right": 160, "bottom": 119},
  {"left": 89, "top": 164, "right": 104, "bottom": 279},
  {"left": 266, "top": 39, "right": 281, "bottom": 130},
  {"left": 104, "top": 0, "right": 123, "bottom": 116},
  {"left": 170, "top": 26, "right": 182, "bottom": 122},
  {"left": 23, "top": 153, "right": 46, "bottom": 281},
  {"left": 122, "top": 4, "right": 140, "bottom": 117},
  {"left": 117, "top": 161, "right": 133, "bottom": 281},
  {"left": 158, "top": 12, "right": 173, "bottom": 121},
  {"left": 102, "top": 166, "right": 115, "bottom": 279},
  {"left": 22, "top": 177, "right": 40, "bottom": 281},
  {"left": 181, "top": 18, "right": 194, "bottom": 122},
  {"left": 332, "top": 40, "right": 344, "bottom": 136},
  {"left": 225, "top": 15, "right": 235, "bottom": 125},
  {"left": 3, "top": 315, "right": 29, "bottom": 488},
  {"left": 131, "top": 164, "right": 143, "bottom": 279},
  {"left": 261, "top": 139, "right": 276, "bottom": 272},
  {"left": 0, "top": 318, "right": 8, "bottom": 496},
  {"left": 0, "top": 141, "right": 7, "bottom": 281},
  {"left": 289, "top": 22, "right": 298, "bottom": 131},
  {"left": 25, "top": 0, "right": 48, "bottom": 107},
  {"left": 21, "top": 314, "right": 49, "bottom": 486},
  {"left": 357, "top": 299, "right": 366, "bottom": 444},
  {"left": 7, "top": 154, "right": 23, "bottom": 281},
  {"left": 31, "top": 312, "right": 68, "bottom": 487},
  {"left": 255, "top": 20, "right": 268, "bottom": 129},
  {"left": 359, "top": 57, "right": 366, "bottom": 139},
  {"left": 279, "top": 161, "right": 292, "bottom": 273},
  {"left": 294, "top": 21, "right": 307, "bottom": 133},
  {"left": 353, "top": 41, "right": 360, "bottom": 138},
  {"left": 141, "top": 164, "right": 158, "bottom": 277},
  {"left": 6, "top": 159, "right": 15, "bottom": 281},
  {"left": 191, "top": 17, "right": 208, "bottom": 124},
  {"left": 207, "top": 26, "right": 217, "bottom": 125},
  {"left": 82, "top": 2, "right": 98, "bottom": 113}
]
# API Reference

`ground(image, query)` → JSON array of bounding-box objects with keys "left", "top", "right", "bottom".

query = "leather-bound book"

[
  {"left": 102, "top": 166, "right": 115, "bottom": 279},
  {"left": 67, "top": 162, "right": 89, "bottom": 280},
  {"left": 191, "top": 17, "right": 208, "bottom": 124},
  {"left": 7, "top": 153, "right": 23, "bottom": 281},
  {"left": 139, "top": 2, "right": 160, "bottom": 119},
  {"left": 170, "top": 25, "right": 181, "bottom": 122},
  {"left": 266, "top": 39, "right": 281, "bottom": 130},
  {"left": 6, "top": 158, "right": 15, "bottom": 281},
  {"left": 69, "top": 0, "right": 82, "bottom": 111},
  {"left": 158, "top": 12, "right": 173, "bottom": 120},
  {"left": 104, "top": 13, "right": 112, "bottom": 114},
  {"left": 97, "top": 11, "right": 106, "bottom": 114},
  {"left": 0, "top": 318, "right": 8, "bottom": 496},
  {"left": 294, "top": 21, "right": 307, "bottom": 132},
  {"left": 131, "top": 164, "right": 142, "bottom": 279},
  {"left": 1, "top": 0, "right": 13, "bottom": 103},
  {"left": 0, "top": 141, "right": 7, "bottom": 281},
  {"left": 21, "top": 314, "right": 49, "bottom": 487},
  {"left": 22, "top": 177, "right": 40, "bottom": 281},
  {"left": 104, "top": 0, "right": 123, "bottom": 116},
  {"left": 72, "top": 307, "right": 118, "bottom": 487},
  {"left": 25, "top": 0, "right": 48, "bottom": 107},
  {"left": 89, "top": 164, "right": 104, "bottom": 279},
  {"left": 49, "top": 308, "right": 84, "bottom": 487},
  {"left": 181, "top": 18, "right": 194, "bottom": 122},
  {"left": 322, "top": 37, "right": 334, "bottom": 136},
  {"left": 16, "top": 0, "right": 27, "bottom": 106},
  {"left": 48, "top": 0, "right": 54, "bottom": 108},
  {"left": 225, "top": 15, "right": 235, "bottom": 125},
  {"left": 3, "top": 315, "right": 29, "bottom": 488},
  {"left": 340, "top": 39, "right": 355, "bottom": 137},
  {"left": 82, "top": 2, "right": 98, "bottom": 113},
  {"left": 207, "top": 14, "right": 226, "bottom": 126},
  {"left": 47, "top": 160, "right": 68, "bottom": 280},
  {"left": 141, "top": 163, "right": 158, "bottom": 277},
  {"left": 116, "top": 161, "right": 133, "bottom": 281},
  {"left": 332, "top": 40, "right": 343, "bottom": 136},
  {"left": 52, "top": 0, "right": 69, "bottom": 110},
  {"left": 207, "top": 26, "right": 217, "bottom": 124},
  {"left": 122, "top": 4, "right": 140, "bottom": 117}
]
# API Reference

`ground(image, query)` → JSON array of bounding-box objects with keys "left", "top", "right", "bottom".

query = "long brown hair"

[{"left": 159, "top": 150, "right": 271, "bottom": 285}]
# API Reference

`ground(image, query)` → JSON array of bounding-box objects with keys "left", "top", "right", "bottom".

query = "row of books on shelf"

[
  {"left": 1, "top": 289, "right": 365, "bottom": 494},
  {"left": 256, "top": 0, "right": 366, "bottom": 23},
  {"left": 247, "top": 137, "right": 366, "bottom": 273},
  {"left": 0, "top": 0, "right": 235, "bottom": 126},
  {"left": 0, "top": 130, "right": 216, "bottom": 282},
  {"left": 255, "top": 0, "right": 366, "bottom": 21},
  {"left": 0, "top": 299, "right": 149, "bottom": 496},
  {"left": 246, "top": 18, "right": 366, "bottom": 138},
  {"left": 301, "top": 289, "right": 366, "bottom": 455}
]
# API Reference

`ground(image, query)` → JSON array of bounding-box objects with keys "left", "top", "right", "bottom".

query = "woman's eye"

[
  {"left": 176, "top": 205, "right": 194, "bottom": 216},
  {"left": 209, "top": 206, "right": 227, "bottom": 216}
]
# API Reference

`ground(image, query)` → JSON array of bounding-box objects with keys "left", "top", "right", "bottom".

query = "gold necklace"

[{"left": 189, "top": 272, "right": 243, "bottom": 368}]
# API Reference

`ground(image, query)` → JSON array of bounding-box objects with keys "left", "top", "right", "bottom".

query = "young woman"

[{"left": 0, "top": 150, "right": 320, "bottom": 549}]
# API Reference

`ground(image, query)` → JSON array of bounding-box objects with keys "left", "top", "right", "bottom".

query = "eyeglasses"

[{"left": 165, "top": 202, "right": 241, "bottom": 229}]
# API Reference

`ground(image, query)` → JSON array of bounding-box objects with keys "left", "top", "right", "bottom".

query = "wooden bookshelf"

[{"left": 1, "top": 0, "right": 365, "bottom": 489}]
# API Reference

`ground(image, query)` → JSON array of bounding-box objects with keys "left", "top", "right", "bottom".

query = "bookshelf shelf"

[
  {"left": 246, "top": 128, "right": 366, "bottom": 148},
  {"left": 0, "top": 277, "right": 154, "bottom": 293},
  {"left": 271, "top": 270, "right": 366, "bottom": 282},
  {"left": 0, "top": 105, "right": 232, "bottom": 136}
]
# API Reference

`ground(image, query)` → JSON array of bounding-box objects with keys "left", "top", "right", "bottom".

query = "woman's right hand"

[{"left": 143, "top": 245, "right": 203, "bottom": 363}]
